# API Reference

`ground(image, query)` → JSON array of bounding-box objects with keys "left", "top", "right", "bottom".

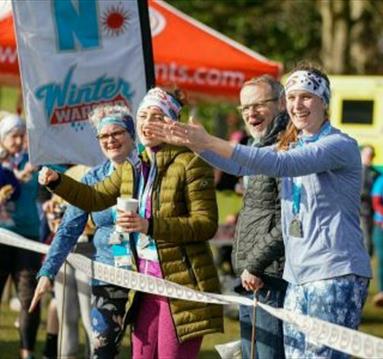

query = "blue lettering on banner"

[
  {"left": 53, "top": 0, "right": 100, "bottom": 51},
  {"left": 35, "top": 65, "right": 134, "bottom": 125}
]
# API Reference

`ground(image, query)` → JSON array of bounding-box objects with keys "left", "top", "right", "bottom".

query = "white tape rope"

[
  {"left": 0, "top": 229, "right": 50, "bottom": 254},
  {"left": 66, "top": 252, "right": 253, "bottom": 307},
  {"left": 214, "top": 340, "right": 241, "bottom": 359},
  {"left": 1, "top": 228, "right": 383, "bottom": 358},
  {"left": 257, "top": 302, "right": 383, "bottom": 358},
  {"left": 0, "top": 228, "right": 252, "bottom": 308}
]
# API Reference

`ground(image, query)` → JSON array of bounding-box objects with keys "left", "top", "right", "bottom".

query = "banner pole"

[{"left": 137, "top": 0, "right": 155, "bottom": 89}]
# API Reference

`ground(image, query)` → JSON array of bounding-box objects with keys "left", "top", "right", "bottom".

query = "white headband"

[
  {"left": 0, "top": 114, "right": 25, "bottom": 142},
  {"left": 137, "top": 88, "right": 182, "bottom": 120},
  {"left": 285, "top": 70, "right": 331, "bottom": 105}
]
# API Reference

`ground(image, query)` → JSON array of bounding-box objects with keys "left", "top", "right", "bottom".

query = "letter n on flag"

[{"left": 12, "top": 0, "right": 155, "bottom": 166}]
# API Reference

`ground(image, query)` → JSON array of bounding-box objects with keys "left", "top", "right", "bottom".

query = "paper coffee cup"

[{"left": 117, "top": 197, "right": 139, "bottom": 212}]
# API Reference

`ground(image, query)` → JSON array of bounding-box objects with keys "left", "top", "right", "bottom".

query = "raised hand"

[
  {"left": 142, "top": 116, "right": 184, "bottom": 145},
  {"left": 144, "top": 116, "right": 212, "bottom": 153},
  {"left": 29, "top": 276, "right": 52, "bottom": 313},
  {"left": 38, "top": 166, "right": 59, "bottom": 186}
]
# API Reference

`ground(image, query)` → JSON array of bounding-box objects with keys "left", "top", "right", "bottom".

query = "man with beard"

[{"left": 234, "top": 76, "right": 288, "bottom": 359}]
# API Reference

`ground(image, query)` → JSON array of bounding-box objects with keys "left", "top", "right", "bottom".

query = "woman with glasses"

[
  {"left": 31, "top": 105, "right": 138, "bottom": 358},
  {"left": 144, "top": 64, "right": 371, "bottom": 358},
  {"left": 38, "top": 87, "right": 223, "bottom": 359}
]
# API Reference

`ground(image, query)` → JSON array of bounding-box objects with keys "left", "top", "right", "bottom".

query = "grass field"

[
  {"left": 0, "top": 86, "right": 20, "bottom": 113},
  {"left": 0, "top": 299, "right": 240, "bottom": 359}
]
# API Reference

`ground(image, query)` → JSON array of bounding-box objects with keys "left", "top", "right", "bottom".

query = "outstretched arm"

[
  {"left": 29, "top": 205, "right": 89, "bottom": 312},
  {"left": 144, "top": 116, "right": 236, "bottom": 157},
  {"left": 39, "top": 163, "right": 133, "bottom": 212},
  {"left": 200, "top": 149, "right": 256, "bottom": 177},
  {"left": 146, "top": 119, "right": 359, "bottom": 178},
  {"left": 144, "top": 117, "right": 253, "bottom": 176}
]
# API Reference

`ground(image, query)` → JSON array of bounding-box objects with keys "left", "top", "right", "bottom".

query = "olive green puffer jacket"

[{"left": 50, "top": 145, "right": 223, "bottom": 342}]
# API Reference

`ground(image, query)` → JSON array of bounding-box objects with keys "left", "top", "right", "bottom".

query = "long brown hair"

[{"left": 276, "top": 62, "right": 330, "bottom": 151}]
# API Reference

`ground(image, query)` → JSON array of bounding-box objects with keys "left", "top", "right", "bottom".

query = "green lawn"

[
  {"left": 0, "top": 86, "right": 20, "bottom": 113},
  {"left": 0, "top": 296, "right": 239, "bottom": 359}
]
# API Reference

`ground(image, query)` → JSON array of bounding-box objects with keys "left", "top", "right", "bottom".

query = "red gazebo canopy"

[{"left": 0, "top": 0, "right": 282, "bottom": 101}]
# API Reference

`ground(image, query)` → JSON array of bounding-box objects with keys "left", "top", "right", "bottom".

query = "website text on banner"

[
  {"left": 0, "top": 228, "right": 382, "bottom": 359},
  {"left": 12, "top": 0, "right": 154, "bottom": 166}
]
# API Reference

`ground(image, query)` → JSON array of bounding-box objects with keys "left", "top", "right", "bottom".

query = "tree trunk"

[
  {"left": 320, "top": 0, "right": 383, "bottom": 74},
  {"left": 319, "top": 0, "right": 350, "bottom": 74}
]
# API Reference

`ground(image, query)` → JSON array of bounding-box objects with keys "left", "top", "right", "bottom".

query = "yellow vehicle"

[{"left": 329, "top": 75, "right": 383, "bottom": 170}]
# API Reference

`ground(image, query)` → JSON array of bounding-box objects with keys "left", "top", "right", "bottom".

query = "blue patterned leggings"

[
  {"left": 91, "top": 285, "right": 130, "bottom": 359},
  {"left": 283, "top": 275, "right": 369, "bottom": 359}
]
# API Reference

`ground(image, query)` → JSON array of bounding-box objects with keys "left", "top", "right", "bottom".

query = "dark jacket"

[{"left": 232, "top": 112, "right": 288, "bottom": 285}]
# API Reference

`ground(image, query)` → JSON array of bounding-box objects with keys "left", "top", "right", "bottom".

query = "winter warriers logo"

[{"left": 35, "top": 65, "right": 134, "bottom": 125}]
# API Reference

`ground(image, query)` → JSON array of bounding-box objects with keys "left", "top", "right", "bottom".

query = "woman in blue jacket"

[
  {"left": 0, "top": 112, "right": 40, "bottom": 359},
  {"left": 31, "top": 105, "right": 138, "bottom": 358},
  {"left": 145, "top": 64, "right": 372, "bottom": 359}
]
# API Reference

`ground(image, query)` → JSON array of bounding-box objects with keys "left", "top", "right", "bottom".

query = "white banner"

[
  {"left": 1, "top": 228, "right": 383, "bottom": 359},
  {"left": 12, "top": 0, "right": 153, "bottom": 166}
]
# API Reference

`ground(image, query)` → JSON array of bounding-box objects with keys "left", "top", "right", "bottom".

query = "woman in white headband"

[
  {"left": 38, "top": 87, "right": 223, "bottom": 359},
  {"left": 144, "top": 64, "right": 371, "bottom": 359},
  {"left": 0, "top": 112, "right": 42, "bottom": 359}
]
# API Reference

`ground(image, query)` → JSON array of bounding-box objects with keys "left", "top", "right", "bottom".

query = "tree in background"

[
  {"left": 168, "top": 0, "right": 383, "bottom": 74},
  {"left": 168, "top": 0, "right": 321, "bottom": 71},
  {"left": 320, "top": 0, "right": 383, "bottom": 74}
]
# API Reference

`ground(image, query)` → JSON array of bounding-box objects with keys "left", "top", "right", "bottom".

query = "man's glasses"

[
  {"left": 96, "top": 129, "right": 127, "bottom": 142},
  {"left": 237, "top": 97, "right": 279, "bottom": 113}
]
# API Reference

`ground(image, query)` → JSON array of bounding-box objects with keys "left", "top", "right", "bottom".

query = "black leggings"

[{"left": 0, "top": 244, "right": 41, "bottom": 351}]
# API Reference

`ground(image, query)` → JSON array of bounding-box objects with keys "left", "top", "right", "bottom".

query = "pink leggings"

[{"left": 131, "top": 259, "right": 202, "bottom": 359}]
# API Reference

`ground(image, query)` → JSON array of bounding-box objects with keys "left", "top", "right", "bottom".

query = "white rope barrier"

[{"left": 1, "top": 228, "right": 383, "bottom": 358}]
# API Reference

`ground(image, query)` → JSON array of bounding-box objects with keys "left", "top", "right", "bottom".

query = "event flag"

[{"left": 12, "top": 0, "right": 154, "bottom": 166}]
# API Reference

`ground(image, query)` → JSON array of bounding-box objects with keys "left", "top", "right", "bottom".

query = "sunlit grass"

[
  {"left": 0, "top": 86, "right": 20, "bottom": 113},
  {"left": 0, "top": 294, "right": 239, "bottom": 358}
]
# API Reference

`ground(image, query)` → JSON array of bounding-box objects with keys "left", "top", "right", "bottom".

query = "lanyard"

[
  {"left": 135, "top": 157, "right": 158, "bottom": 256},
  {"left": 138, "top": 158, "right": 157, "bottom": 219},
  {"left": 107, "top": 162, "right": 118, "bottom": 222},
  {"left": 106, "top": 161, "right": 132, "bottom": 266},
  {"left": 292, "top": 121, "right": 332, "bottom": 216}
]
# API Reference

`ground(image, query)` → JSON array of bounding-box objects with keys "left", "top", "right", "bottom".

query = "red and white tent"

[
  {"left": 149, "top": 0, "right": 282, "bottom": 101},
  {"left": 0, "top": 1, "right": 18, "bottom": 87},
  {"left": 0, "top": 0, "right": 282, "bottom": 101}
]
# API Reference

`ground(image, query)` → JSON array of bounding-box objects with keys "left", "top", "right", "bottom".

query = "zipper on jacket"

[
  {"left": 181, "top": 246, "right": 198, "bottom": 285},
  {"left": 149, "top": 163, "right": 161, "bottom": 216}
]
